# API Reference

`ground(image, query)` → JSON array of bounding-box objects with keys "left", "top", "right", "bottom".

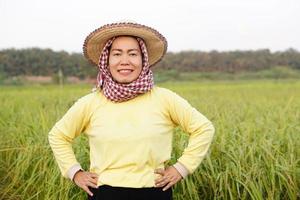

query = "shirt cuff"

[
  {"left": 67, "top": 164, "right": 82, "bottom": 181},
  {"left": 173, "top": 162, "right": 189, "bottom": 179}
]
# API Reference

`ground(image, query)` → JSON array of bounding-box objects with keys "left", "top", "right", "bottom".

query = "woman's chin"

[
  {"left": 114, "top": 76, "right": 139, "bottom": 84},
  {"left": 115, "top": 78, "right": 135, "bottom": 84}
]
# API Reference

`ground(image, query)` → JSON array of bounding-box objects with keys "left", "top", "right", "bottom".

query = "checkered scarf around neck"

[{"left": 95, "top": 37, "right": 154, "bottom": 103}]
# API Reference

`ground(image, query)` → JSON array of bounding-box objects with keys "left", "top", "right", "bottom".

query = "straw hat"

[{"left": 83, "top": 21, "right": 168, "bottom": 67}]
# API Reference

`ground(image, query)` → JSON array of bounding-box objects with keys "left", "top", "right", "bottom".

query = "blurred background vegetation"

[{"left": 0, "top": 48, "right": 299, "bottom": 85}]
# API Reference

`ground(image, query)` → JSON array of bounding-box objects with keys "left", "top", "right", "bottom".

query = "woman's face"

[{"left": 108, "top": 36, "right": 143, "bottom": 84}]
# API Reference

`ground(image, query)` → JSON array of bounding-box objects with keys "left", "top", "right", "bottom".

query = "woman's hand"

[
  {"left": 154, "top": 166, "right": 182, "bottom": 191},
  {"left": 73, "top": 170, "right": 99, "bottom": 196}
]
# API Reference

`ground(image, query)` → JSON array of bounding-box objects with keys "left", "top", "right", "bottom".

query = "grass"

[{"left": 0, "top": 80, "right": 299, "bottom": 200}]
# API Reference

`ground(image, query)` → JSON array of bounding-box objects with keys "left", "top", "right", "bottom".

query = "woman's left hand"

[{"left": 154, "top": 166, "right": 183, "bottom": 191}]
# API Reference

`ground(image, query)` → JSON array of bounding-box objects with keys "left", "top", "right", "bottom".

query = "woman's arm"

[
  {"left": 48, "top": 96, "right": 91, "bottom": 180},
  {"left": 164, "top": 89, "right": 215, "bottom": 175}
]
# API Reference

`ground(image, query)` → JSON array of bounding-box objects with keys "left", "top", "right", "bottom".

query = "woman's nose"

[{"left": 120, "top": 55, "right": 130, "bottom": 65}]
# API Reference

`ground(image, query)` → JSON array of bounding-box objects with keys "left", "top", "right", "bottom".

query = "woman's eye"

[
  {"left": 113, "top": 53, "right": 121, "bottom": 56},
  {"left": 129, "top": 53, "right": 137, "bottom": 56}
]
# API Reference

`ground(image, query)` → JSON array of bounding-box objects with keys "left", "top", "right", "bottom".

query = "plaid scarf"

[{"left": 95, "top": 37, "right": 154, "bottom": 103}]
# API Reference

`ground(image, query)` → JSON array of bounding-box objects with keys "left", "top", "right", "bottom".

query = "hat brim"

[{"left": 83, "top": 22, "right": 168, "bottom": 67}]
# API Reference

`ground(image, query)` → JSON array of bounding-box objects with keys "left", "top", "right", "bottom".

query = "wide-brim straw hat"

[{"left": 83, "top": 21, "right": 168, "bottom": 67}]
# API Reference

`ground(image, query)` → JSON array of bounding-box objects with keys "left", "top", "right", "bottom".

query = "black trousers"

[{"left": 88, "top": 185, "right": 173, "bottom": 200}]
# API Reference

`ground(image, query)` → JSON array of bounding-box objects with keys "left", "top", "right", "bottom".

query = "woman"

[{"left": 48, "top": 21, "right": 215, "bottom": 200}]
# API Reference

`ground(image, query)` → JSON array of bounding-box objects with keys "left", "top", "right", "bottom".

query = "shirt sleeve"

[
  {"left": 48, "top": 96, "right": 91, "bottom": 178},
  {"left": 165, "top": 90, "right": 215, "bottom": 174},
  {"left": 173, "top": 161, "right": 189, "bottom": 178}
]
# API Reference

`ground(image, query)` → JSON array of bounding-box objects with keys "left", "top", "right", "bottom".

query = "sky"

[{"left": 0, "top": 0, "right": 299, "bottom": 53}]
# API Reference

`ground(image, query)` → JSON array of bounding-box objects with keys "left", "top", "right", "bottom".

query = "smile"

[{"left": 117, "top": 69, "right": 134, "bottom": 75}]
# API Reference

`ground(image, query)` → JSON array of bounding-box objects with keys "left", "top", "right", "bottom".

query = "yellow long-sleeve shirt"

[{"left": 48, "top": 86, "right": 214, "bottom": 188}]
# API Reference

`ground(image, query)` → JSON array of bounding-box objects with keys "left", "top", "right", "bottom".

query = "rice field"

[{"left": 0, "top": 80, "right": 299, "bottom": 200}]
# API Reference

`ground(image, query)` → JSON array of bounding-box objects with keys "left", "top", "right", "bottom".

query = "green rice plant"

[{"left": 0, "top": 80, "right": 299, "bottom": 199}]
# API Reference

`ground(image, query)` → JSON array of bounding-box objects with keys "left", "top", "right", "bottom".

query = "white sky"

[{"left": 0, "top": 0, "right": 299, "bottom": 53}]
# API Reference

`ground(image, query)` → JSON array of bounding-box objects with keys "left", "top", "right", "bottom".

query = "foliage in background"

[
  {"left": 154, "top": 66, "right": 300, "bottom": 83},
  {"left": 1, "top": 48, "right": 300, "bottom": 81},
  {"left": 0, "top": 48, "right": 97, "bottom": 78}
]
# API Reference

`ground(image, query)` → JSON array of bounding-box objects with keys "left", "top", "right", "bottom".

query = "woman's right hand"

[{"left": 73, "top": 170, "right": 99, "bottom": 196}]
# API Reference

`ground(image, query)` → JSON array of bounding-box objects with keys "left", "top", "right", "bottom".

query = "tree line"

[{"left": 0, "top": 48, "right": 299, "bottom": 78}]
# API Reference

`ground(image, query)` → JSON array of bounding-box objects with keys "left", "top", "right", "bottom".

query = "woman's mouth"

[{"left": 117, "top": 69, "right": 134, "bottom": 76}]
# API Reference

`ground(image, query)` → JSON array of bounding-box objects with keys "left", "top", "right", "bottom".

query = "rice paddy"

[{"left": 0, "top": 80, "right": 299, "bottom": 200}]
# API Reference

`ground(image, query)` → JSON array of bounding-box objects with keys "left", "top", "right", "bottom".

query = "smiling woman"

[
  {"left": 48, "top": 21, "right": 215, "bottom": 200},
  {"left": 108, "top": 36, "right": 143, "bottom": 84}
]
